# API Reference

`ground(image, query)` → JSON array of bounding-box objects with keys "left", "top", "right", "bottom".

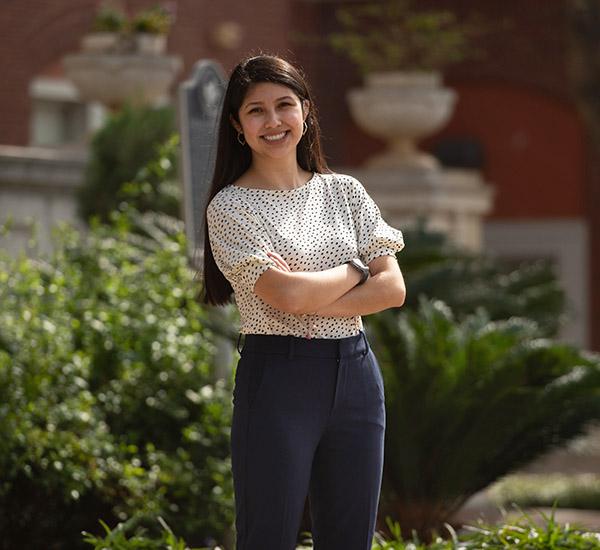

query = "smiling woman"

[
  {"left": 230, "top": 82, "right": 311, "bottom": 188},
  {"left": 200, "top": 54, "right": 405, "bottom": 550}
]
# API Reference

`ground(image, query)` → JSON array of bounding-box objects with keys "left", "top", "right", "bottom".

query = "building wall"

[
  {"left": 0, "top": 0, "right": 598, "bottom": 349},
  {"left": 0, "top": 0, "right": 293, "bottom": 146}
]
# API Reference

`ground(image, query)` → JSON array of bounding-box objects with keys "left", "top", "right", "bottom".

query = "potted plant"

[
  {"left": 328, "top": 0, "right": 481, "bottom": 169},
  {"left": 131, "top": 5, "right": 173, "bottom": 55},
  {"left": 81, "top": 4, "right": 127, "bottom": 53}
]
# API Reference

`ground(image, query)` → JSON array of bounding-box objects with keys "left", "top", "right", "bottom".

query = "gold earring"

[
  {"left": 302, "top": 121, "right": 308, "bottom": 136},
  {"left": 237, "top": 132, "right": 246, "bottom": 146}
]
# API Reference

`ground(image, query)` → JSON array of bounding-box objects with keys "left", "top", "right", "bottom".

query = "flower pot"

[
  {"left": 347, "top": 71, "right": 457, "bottom": 169},
  {"left": 80, "top": 32, "right": 120, "bottom": 53},
  {"left": 135, "top": 33, "right": 167, "bottom": 55}
]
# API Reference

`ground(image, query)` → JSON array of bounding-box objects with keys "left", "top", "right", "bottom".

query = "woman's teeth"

[{"left": 263, "top": 131, "right": 287, "bottom": 141}]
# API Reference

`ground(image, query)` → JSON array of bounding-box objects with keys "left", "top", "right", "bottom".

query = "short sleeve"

[
  {"left": 206, "top": 195, "right": 278, "bottom": 292},
  {"left": 348, "top": 176, "right": 405, "bottom": 264}
]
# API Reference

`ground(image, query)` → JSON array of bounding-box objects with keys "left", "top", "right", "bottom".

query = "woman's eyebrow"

[{"left": 244, "top": 96, "right": 295, "bottom": 107}]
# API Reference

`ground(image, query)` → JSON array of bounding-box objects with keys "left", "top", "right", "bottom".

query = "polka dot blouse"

[{"left": 206, "top": 172, "right": 405, "bottom": 339}]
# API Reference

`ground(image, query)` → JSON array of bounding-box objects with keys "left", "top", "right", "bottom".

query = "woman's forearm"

[
  {"left": 258, "top": 263, "right": 363, "bottom": 314},
  {"left": 310, "top": 271, "right": 405, "bottom": 317}
]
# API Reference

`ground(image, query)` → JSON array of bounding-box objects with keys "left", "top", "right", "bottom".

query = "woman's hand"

[{"left": 267, "top": 251, "right": 291, "bottom": 272}]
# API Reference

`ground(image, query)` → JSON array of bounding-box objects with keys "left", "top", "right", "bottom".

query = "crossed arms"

[{"left": 253, "top": 253, "right": 406, "bottom": 317}]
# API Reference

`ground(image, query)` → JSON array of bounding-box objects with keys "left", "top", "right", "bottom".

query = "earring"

[
  {"left": 302, "top": 121, "right": 308, "bottom": 136},
  {"left": 237, "top": 132, "right": 246, "bottom": 146}
]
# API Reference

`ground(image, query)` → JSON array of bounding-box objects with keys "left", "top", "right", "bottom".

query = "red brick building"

[{"left": 0, "top": 0, "right": 597, "bottom": 350}]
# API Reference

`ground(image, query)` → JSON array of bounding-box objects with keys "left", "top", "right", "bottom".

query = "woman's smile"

[{"left": 262, "top": 130, "right": 289, "bottom": 143}]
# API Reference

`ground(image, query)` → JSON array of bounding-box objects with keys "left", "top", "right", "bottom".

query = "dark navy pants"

[{"left": 230, "top": 330, "right": 386, "bottom": 550}]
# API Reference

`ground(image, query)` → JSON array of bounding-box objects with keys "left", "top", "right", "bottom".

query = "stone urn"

[
  {"left": 63, "top": 51, "right": 181, "bottom": 108},
  {"left": 347, "top": 71, "right": 457, "bottom": 169}
]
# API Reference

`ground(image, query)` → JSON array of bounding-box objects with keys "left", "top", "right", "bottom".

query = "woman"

[{"left": 202, "top": 54, "right": 406, "bottom": 550}]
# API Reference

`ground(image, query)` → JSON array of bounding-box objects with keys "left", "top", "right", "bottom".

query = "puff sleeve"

[
  {"left": 206, "top": 195, "right": 278, "bottom": 293},
  {"left": 348, "top": 176, "right": 405, "bottom": 264}
]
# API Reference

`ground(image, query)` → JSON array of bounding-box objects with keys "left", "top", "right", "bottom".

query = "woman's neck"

[{"left": 243, "top": 158, "right": 312, "bottom": 191}]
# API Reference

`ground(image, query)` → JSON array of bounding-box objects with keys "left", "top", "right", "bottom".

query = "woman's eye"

[{"left": 249, "top": 107, "right": 262, "bottom": 114}]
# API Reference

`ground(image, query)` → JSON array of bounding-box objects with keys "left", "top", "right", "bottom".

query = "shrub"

[
  {"left": 398, "top": 224, "right": 566, "bottom": 337},
  {"left": 91, "top": 5, "right": 127, "bottom": 33},
  {"left": 327, "top": 0, "right": 482, "bottom": 74},
  {"left": 77, "top": 104, "right": 176, "bottom": 223},
  {"left": 131, "top": 6, "right": 173, "bottom": 35},
  {"left": 365, "top": 297, "right": 600, "bottom": 540},
  {"left": 0, "top": 209, "right": 233, "bottom": 549}
]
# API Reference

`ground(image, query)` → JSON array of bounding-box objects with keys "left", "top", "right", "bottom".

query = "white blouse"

[{"left": 206, "top": 172, "right": 405, "bottom": 339}]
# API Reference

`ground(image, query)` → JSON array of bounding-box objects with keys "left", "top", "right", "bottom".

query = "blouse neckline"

[{"left": 231, "top": 172, "right": 318, "bottom": 193}]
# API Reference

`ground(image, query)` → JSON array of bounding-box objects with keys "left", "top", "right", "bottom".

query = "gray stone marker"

[{"left": 178, "top": 59, "right": 226, "bottom": 267}]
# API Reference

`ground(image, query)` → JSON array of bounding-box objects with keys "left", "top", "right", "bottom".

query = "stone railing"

[{"left": 0, "top": 145, "right": 87, "bottom": 256}]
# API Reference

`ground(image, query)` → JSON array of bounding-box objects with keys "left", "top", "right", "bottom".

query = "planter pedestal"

[{"left": 340, "top": 165, "right": 494, "bottom": 252}]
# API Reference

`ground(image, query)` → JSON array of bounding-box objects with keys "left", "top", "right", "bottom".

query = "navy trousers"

[{"left": 230, "top": 330, "right": 386, "bottom": 550}]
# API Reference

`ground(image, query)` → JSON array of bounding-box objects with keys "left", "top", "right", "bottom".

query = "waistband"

[{"left": 237, "top": 331, "right": 369, "bottom": 360}]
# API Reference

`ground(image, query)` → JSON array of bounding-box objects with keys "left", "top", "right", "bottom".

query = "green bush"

[
  {"left": 398, "top": 224, "right": 566, "bottom": 337},
  {"left": 365, "top": 297, "right": 600, "bottom": 540},
  {"left": 0, "top": 209, "right": 233, "bottom": 549},
  {"left": 77, "top": 104, "right": 177, "bottom": 223}
]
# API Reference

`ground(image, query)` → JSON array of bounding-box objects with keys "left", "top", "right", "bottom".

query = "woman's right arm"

[{"left": 254, "top": 264, "right": 362, "bottom": 315}]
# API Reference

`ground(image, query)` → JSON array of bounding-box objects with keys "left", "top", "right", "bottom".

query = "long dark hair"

[{"left": 200, "top": 54, "right": 330, "bottom": 306}]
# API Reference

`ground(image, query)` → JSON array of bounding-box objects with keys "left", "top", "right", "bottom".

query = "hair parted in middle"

[{"left": 200, "top": 53, "right": 331, "bottom": 306}]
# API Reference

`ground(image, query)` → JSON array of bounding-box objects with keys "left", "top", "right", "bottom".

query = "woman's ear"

[
  {"left": 302, "top": 99, "right": 310, "bottom": 121},
  {"left": 229, "top": 114, "right": 242, "bottom": 134}
]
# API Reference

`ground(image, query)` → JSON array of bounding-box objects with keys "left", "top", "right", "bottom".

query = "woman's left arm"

[{"left": 309, "top": 255, "right": 406, "bottom": 317}]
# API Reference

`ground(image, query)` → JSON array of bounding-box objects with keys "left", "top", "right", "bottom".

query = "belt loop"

[
  {"left": 288, "top": 335, "right": 295, "bottom": 360},
  {"left": 361, "top": 330, "right": 368, "bottom": 356},
  {"left": 237, "top": 333, "right": 244, "bottom": 354}
]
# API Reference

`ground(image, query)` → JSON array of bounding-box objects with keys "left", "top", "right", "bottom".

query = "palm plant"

[
  {"left": 397, "top": 224, "right": 566, "bottom": 337},
  {"left": 365, "top": 298, "right": 600, "bottom": 540}
]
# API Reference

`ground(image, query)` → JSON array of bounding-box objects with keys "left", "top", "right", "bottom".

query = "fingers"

[{"left": 267, "top": 251, "right": 291, "bottom": 272}]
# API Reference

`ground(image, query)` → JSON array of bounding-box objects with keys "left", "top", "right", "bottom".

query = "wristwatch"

[{"left": 345, "top": 258, "right": 370, "bottom": 285}]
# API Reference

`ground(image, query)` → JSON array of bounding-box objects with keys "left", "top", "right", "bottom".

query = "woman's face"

[{"left": 233, "top": 82, "right": 308, "bottom": 162}]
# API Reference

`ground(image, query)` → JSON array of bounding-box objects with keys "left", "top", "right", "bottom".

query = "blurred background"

[{"left": 1, "top": 1, "right": 600, "bottom": 548}]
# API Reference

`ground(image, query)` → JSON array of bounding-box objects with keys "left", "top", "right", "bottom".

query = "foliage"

[
  {"left": 398, "top": 224, "right": 566, "bottom": 337},
  {"left": 117, "top": 133, "right": 181, "bottom": 218},
  {"left": 131, "top": 5, "right": 173, "bottom": 35},
  {"left": 77, "top": 104, "right": 176, "bottom": 223},
  {"left": 328, "top": 0, "right": 482, "bottom": 75},
  {"left": 92, "top": 4, "right": 127, "bottom": 33},
  {"left": 0, "top": 209, "right": 233, "bottom": 549},
  {"left": 490, "top": 473, "right": 600, "bottom": 511},
  {"left": 296, "top": 510, "right": 600, "bottom": 549},
  {"left": 83, "top": 516, "right": 207, "bottom": 550},
  {"left": 365, "top": 297, "right": 600, "bottom": 539}
]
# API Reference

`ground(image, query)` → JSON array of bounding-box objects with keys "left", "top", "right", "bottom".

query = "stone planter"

[
  {"left": 135, "top": 33, "right": 167, "bottom": 55},
  {"left": 80, "top": 32, "right": 121, "bottom": 53},
  {"left": 347, "top": 71, "right": 457, "bottom": 169},
  {"left": 63, "top": 52, "right": 182, "bottom": 108}
]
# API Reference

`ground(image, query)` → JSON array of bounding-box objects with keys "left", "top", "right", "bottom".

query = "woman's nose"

[{"left": 264, "top": 109, "right": 281, "bottom": 127}]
